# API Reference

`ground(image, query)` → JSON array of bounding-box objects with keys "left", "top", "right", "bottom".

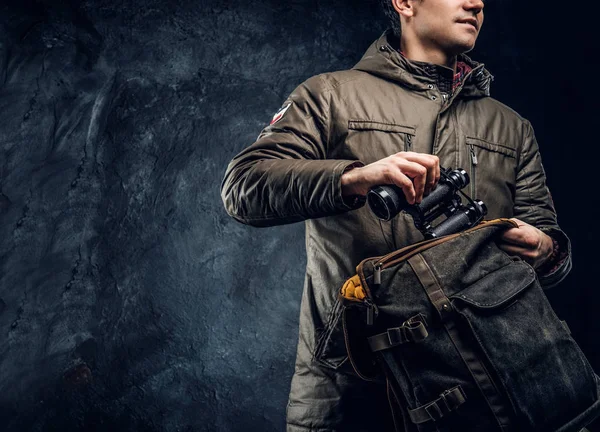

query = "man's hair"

[{"left": 379, "top": 0, "right": 401, "bottom": 37}]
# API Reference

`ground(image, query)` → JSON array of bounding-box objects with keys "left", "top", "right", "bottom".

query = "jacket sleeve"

[
  {"left": 513, "top": 119, "right": 572, "bottom": 289},
  {"left": 220, "top": 75, "right": 364, "bottom": 227}
]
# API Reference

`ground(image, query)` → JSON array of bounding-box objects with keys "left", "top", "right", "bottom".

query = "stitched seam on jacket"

[
  {"left": 520, "top": 124, "right": 539, "bottom": 225},
  {"left": 313, "top": 298, "right": 340, "bottom": 360},
  {"left": 319, "top": 70, "right": 381, "bottom": 93}
]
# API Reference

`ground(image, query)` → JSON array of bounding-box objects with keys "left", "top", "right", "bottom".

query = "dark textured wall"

[{"left": 0, "top": 0, "right": 597, "bottom": 431}]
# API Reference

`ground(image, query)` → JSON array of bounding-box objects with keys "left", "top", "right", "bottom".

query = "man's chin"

[
  {"left": 461, "top": 44, "right": 476, "bottom": 54},
  {"left": 448, "top": 40, "right": 477, "bottom": 56}
]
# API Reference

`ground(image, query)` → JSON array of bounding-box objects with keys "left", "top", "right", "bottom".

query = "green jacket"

[{"left": 221, "top": 30, "right": 572, "bottom": 431}]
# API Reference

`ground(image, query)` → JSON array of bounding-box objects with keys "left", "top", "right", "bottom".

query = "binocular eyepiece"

[{"left": 367, "top": 168, "right": 487, "bottom": 239}]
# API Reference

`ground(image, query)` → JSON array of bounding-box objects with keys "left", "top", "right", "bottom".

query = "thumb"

[{"left": 510, "top": 217, "right": 527, "bottom": 228}]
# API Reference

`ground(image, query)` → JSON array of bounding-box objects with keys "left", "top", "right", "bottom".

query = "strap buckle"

[
  {"left": 424, "top": 401, "right": 446, "bottom": 422},
  {"left": 440, "top": 386, "right": 466, "bottom": 412},
  {"left": 423, "top": 386, "right": 466, "bottom": 422},
  {"left": 440, "top": 388, "right": 455, "bottom": 412},
  {"left": 386, "top": 327, "right": 407, "bottom": 346}
]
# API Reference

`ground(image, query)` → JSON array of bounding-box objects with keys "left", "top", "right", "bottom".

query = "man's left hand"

[{"left": 497, "top": 218, "right": 554, "bottom": 270}]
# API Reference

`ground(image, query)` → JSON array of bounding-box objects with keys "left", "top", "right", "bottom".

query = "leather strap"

[
  {"left": 368, "top": 316, "right": 429, "bottom": 352},
  {"left": 408, "top": 385, "right": 467, "bottom": 424},
  {"left": 407, "top": 254, "right": 513, "bottom": 429}
]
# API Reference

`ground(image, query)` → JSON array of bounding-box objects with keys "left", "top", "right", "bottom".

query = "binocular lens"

[{"left": 367, "top": 185, "right": 406, "bottom": 221}]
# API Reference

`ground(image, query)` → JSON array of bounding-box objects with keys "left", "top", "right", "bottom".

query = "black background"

[{"left": 0, "top": 0, "right": 598, "bottom": 431}]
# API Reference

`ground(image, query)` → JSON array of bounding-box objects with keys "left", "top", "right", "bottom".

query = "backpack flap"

[
  {"left": 450, "top": 257, "right": 535, "bottom": 311},
  {"left": 449, "top": 258, "right": 600, "bottom": 431}
]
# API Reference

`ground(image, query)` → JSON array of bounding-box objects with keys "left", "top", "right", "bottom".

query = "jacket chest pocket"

[
  {"left": 343, "top": 121, "right": 416, "bottom": 165},
  {"left": 465, "top": 137, "right": 517, "bottom": 219}
]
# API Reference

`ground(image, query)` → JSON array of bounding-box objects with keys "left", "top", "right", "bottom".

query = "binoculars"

[{"left": 367, "top": 167, "right": 487, "bottom": 239}]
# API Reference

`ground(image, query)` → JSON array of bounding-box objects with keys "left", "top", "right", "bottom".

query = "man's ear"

[{"left": 392, "top": 0, "right": 415, "bottom": 18}]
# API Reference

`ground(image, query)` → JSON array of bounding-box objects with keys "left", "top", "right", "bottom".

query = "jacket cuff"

[
  {"left": 536, "top": 227, "right": 572, "bottom": 289},
  {"left": 337, "top": 160, "right": 366, "bottom": 211}
]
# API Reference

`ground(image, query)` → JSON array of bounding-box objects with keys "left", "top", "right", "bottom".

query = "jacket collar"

[{"left": 352, "top": 29, "right": 493, "bottom": 99}]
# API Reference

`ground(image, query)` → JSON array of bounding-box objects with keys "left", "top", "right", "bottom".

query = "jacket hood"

[{"left": 352, "top": 29, "right": 494, "bottom": 99}]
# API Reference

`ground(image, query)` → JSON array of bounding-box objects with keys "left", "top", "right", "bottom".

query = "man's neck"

[{"left": 400, "top": 40, "right": 458, "bottom": 72}]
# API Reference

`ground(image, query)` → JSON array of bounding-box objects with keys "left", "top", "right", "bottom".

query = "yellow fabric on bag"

[{"left": 341, "top": 274, "right": 366, "bottom": 300}]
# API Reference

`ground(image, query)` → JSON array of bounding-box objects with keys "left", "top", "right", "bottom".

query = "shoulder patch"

[{"left": 270, "top": 102, "right": 292, "bottom": 125}]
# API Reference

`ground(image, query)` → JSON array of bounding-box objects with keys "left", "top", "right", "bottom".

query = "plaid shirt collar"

[
  {"left": 399, "top": 50, "right": 473, "bottom": 95},
  {"left": 453, "top": 61, "right": 473, "bottom": 92}
]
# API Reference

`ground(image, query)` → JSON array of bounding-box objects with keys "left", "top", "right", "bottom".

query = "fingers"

[
  {"left": 497, "top": 240, "right": 546, "bottom": 268},
  {"left": 497, "top": 242, "right": 528, "bottom": 255},
  {"left": 499, "top": 224, "right": 539, "bottom": 249},
  {"left": 499, "top": 228, "right": 530, "bottom": 247},
  {"left": 396, "top": 160, "right": 426, "bottom": 203},
  {"left": 497, "top": 242, "right": 536, "bottom": 265},
  {"left": 384, "top": 167, "right": 416, "bottom": 204},
  {"left": 509, "top": 218, "right": 528, "bottom": 228},
  {"left": 498, "top": 222, "right": 553, "bottom": 269},
  {"left": 362, "top": 151, "right": 440, "bottom": 204},
  {"left": 402, "top": 152, "right": 440, "bottom": 196}
]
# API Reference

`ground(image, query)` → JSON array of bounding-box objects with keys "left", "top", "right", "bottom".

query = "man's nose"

[{"left": 464, "top": 0, "right": 484, "bottom": 14}]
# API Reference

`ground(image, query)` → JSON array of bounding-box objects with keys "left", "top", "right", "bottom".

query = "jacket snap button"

[
  {"left": 431, "top": 95, "right": 437, "bottom": 101},
  {"left": 428, "top": 84, "right": 434, "bottom": 89},
  {"left": 442, "top": 304, "right": 450, "bottom": 311},
  {"left": 379, "top": 46, "right": 387, "bottom": 51}
]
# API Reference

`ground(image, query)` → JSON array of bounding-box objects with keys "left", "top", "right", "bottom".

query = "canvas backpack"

[{"left": 339, "top": 219, "right": 600, "bottom": 432}]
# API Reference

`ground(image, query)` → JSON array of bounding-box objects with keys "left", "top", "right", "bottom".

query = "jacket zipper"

[
  {"left": 404, "top": 133, "right": 413, "bottom": 152},
  {"left": 468, "top": 144, "right": 478, "bottom": 198}
]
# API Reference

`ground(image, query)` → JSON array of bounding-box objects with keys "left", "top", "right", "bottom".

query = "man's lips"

[{"left": 457, "top": 18, "right": 479, "bottom": 30}]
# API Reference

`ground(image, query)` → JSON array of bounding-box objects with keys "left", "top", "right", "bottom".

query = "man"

[{"left": 221, "top": 0, "right": 572, "bottom": 430}]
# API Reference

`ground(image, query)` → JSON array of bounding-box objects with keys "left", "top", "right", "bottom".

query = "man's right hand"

[{"left": 341, "top": 152, "right": 440, "bottom": 204}]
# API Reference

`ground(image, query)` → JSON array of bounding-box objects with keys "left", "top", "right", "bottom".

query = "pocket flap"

[
  {"left": 348, "top": 120, "right": 416, "bottom": 135},
  {"left": 466, "top": 137, "right": 517, "bottom": 158},
  {"left": 451, "top": 260, "right": 536, "bottom": 309}
]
